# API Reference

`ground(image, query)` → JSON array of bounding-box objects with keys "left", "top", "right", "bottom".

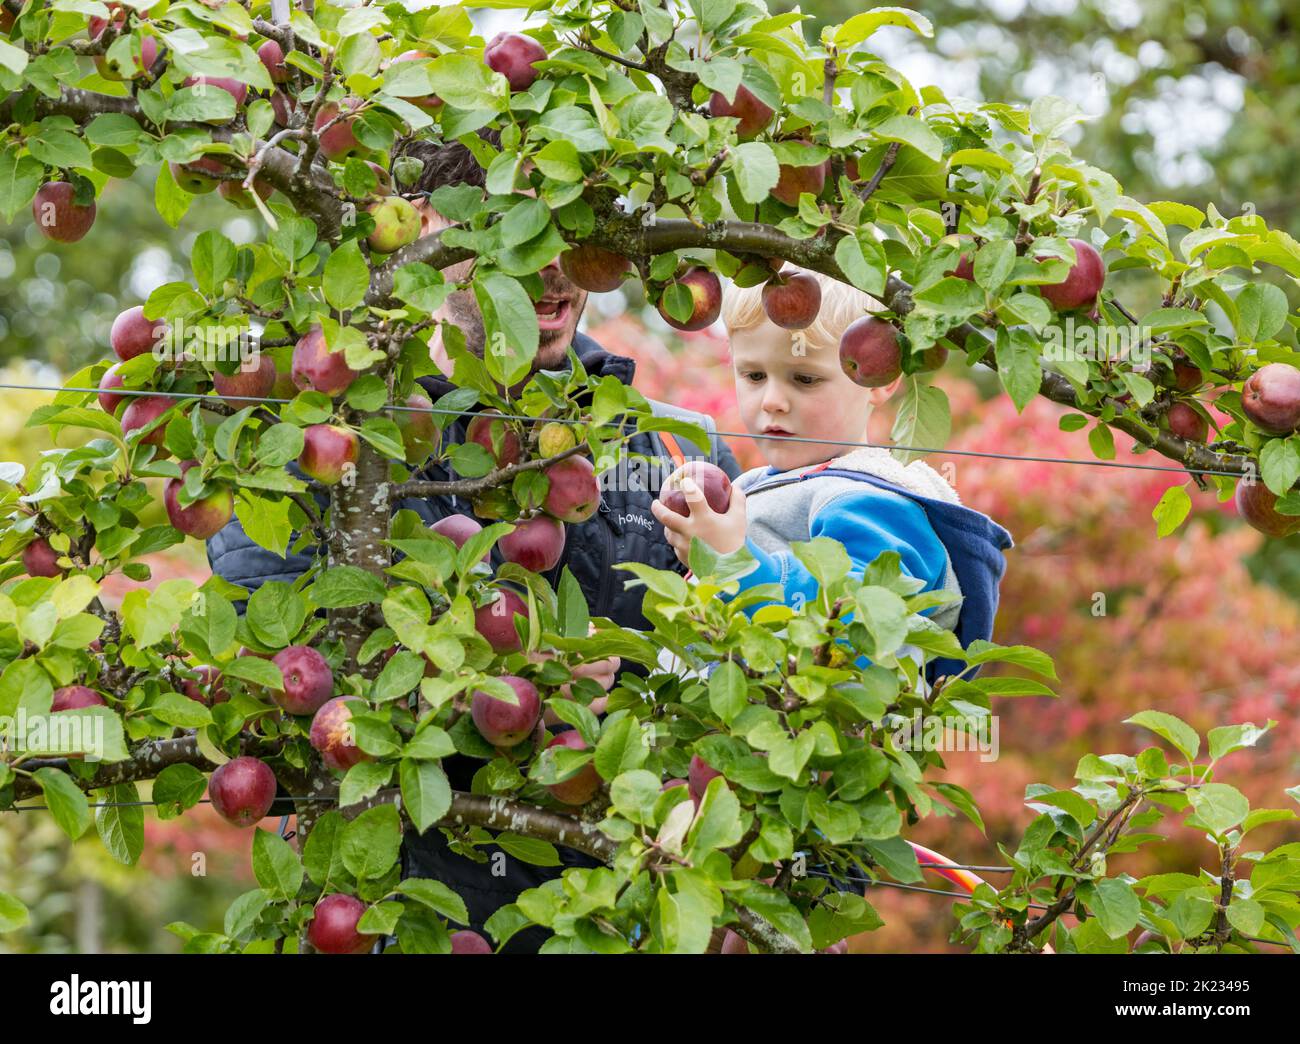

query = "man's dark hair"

[{"left": 395, "top": 128, "right": 503, "bottom": 196}]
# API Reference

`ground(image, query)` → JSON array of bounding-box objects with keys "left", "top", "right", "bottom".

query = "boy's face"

[{"left": 730, "top": 321, "right": 899, "bottom": 471}]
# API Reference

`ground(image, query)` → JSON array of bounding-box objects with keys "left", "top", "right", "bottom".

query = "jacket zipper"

[{"left": 595, "top": 496, "right": 614, "bottom": 618}]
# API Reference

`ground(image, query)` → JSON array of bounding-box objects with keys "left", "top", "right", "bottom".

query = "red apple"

[
  {"left": 499, "top": 515, "right": 565, "bottom": 573},
  {"left": 183, "top": 74, "right": 248, "bottom": 108},
  {"left": 1235, "top": 480, "right": 1300, "bottom": 538},
  {"left": 298, "top": 424, "right": 360, "bottom": 486},
  {"left": 31, "top": 182, "right": 96, "bottom": 243},
  {"left": 110, "top": 305, "right": 167, "bottom": 361},
  {"left": 170, "top": 156, "right": 225, "bottom": 195},
  {"left": 1037, "top": 238, "right": 1106, "bottom": 311},
  {"left": 658, "top": 267, "right": 722, "bottom": 332},
  {"left": 309, "top": 894, "right": 372, "bottom": 954},
  {"left": 94, "top": 33, "right": 159, "bottom": 81},
  {"left": 1162, "top": 401, "right": 1208, "bottom": 443},
  {"left": 271, "top": 645, "right": 334, "bottom": 715},
  {"left": 772, "top": 155, "right": 827, "bottom": 207},
  {"left": 207, "top": 755, "right": 277, "bottom": 827},
  {"left": 52, "top": 685, "right": 105, "bottom": 712},
  {"left": 720, "top": 929, "right": 749, "bottom": 954},
  {"left": 483, "top": 32, "right": 547, "bottom": 92},
  {"left": 761, "top": 271, "right": 822, "bottom": 330},
  {"left": 292, "top": 326, "right": 359, "bottom": 396},
  {"left": 450, "top": 930, "right": 492, "bottom": 953},
  {"left": 396, "top": 391, "right": 440, "bottom": 463},
  {"left": 314, "top": 98, "right": 365, "bottom": 161},
  {"left": 1242, "top": 363, "right": 1300, "bottom": 436},
  {"left": 474, "top": 589, "right": 529, "bottom": 653},
  {"left": 120, "top": 395, "right": 176, "bottom": 451},
  {"left": 545, "top": 730, "right": 601, "bottom": 805},
  {"left": 218, "top": 177, "right": 273, "bottom": 210},
  {"left": 181, "top": 665, "right": 228, "bottom": 706},
  {"left": 165, "top": 461, "right": 235, "bottom": 539},
  {"left": 558, "top": 245, "right": 629, "bottom": 293},
  {"left": 470, "top": 676, "right": 541, "bottom": 747},
  {"left": 270, "top": 89, "right": 296, "bottom": 128},
  {"left": 839, "top": 315, "right": 902, "bottom": 388},
  {"left": 688, "top": 753, "right": 722, "bottom": 802},
  {"left": 98, "top": 363, "right": 127, "bottom": 415},
  {"left": 258, "top": 39, "right": 290, "bottom": 83},
  {"left": 542, "top": 455, "right": 599, "bottom": 523},
  {"left": 23, "top": 538, "right": 63, "bottom": 578},
  {"left": 660, "top": 461, "right": 732, "bottom": 517},
  {"left": 310, "top": 697, "right": 372, "bottom": 773},
  {"left": 213, "top": 353, "right": 276, "bottom": 408},
  {"left": 707, "top": 83, "right": 775, "bottom": 140},
  {"left": 465, "top": 410, "right": 523, "bottom": 468},
  {"left": 431, "top": 514, "right": 488, "bottom": 562}
]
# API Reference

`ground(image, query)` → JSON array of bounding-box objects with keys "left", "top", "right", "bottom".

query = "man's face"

[{"left": 418, "top": 201, "right": 589, "bottom": 374}]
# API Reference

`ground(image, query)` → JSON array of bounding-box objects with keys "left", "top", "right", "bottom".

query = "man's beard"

[{"left": 443, "top": 284, "right": 585, "bottom": 372}]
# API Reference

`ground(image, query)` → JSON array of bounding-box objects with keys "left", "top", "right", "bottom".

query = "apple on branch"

[
  {"left": 207, "top": 756, "right": 277, "bottom": 827},
  {"left": 839, "top": 316, "right": 903, "bottom": 388},
  {"left": 164, "top": 461, "right": 234, "bottom": 539},
  {"left": 474, "top": 588, "right": 529, "bottom": 653},
  {"left": 657, "top": 266, "right": 722, "bottom": 332},
  {"left": 483, "top": 32, "right": 548, "bottom": 92},
  {"left": 31, "top": 182, "right": 96, "bottom": 243}
]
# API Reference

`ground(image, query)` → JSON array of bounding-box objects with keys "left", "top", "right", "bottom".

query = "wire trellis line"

[{"left": 0, "top": 382, "right": 1250, "bottom": 479}]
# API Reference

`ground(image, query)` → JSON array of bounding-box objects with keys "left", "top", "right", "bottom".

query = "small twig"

[{"left": 859, "top": 105, "right": 919, "bottom": 204}]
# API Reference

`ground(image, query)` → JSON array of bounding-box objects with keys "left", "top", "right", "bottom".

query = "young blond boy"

[{"left": 650, "top": 268, "right": 1013, "bottom": 681}]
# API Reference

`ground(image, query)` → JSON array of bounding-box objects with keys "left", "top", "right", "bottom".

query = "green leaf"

[
  {"left": 835, "top": 8, "right": 933, "bottom": 47},
  {"left": 152, "top": 763, "right": 208, "bottom": 820},
  {"left": 313, "top": 566, "right": 387, "bottom": 608},
  {"left": 708, "top": 660, "right": 748, "bottom": 725},
  {"left": 1153, "top": 485, "right": 1192, "bottom": 538},
  {"left": 475, "top": 273, "right": 538, "bottom": 387},
  {"left": 870, "top": 114, "right": 943, "bottom": 162},
  {"left": 400, "top": 878, "right": 470, "bottom": 924},
  {"left": 192, "top": 230, "right": 237, "bottom": 295},
  {"left": 323, "top": 240, "right": 370, "bottom": 311},
  {"left": 252, "top": 828, "right": 304, "bottom": 901},
  {"left": 1208, "top": 722, "right": 1273, "bottom": 761},
  {"left": 1188, "top": 783, "right": 1250, "bottom": 836},
  {"left": 0, "top": 891, "right": 30, "bottom": 933},
  {"left": 973, "top": 239, "right": 1015, "bottom": 292},
  {"left": 593, "top": 716, "right": 647, "bottom": 779},
  {"left": 246, "top": 581, "right": 307, "bottom": 648},
  {"left": 400, "top": 759, "right": 450, "bottom": 834},
  {"left": 303, "top": 811, "right": 347, "bottom": 888},
  {"left": 890, "top": 379, "right": 951, "bottom": 465},
  {"left": 95, "top": 783, "right": 144, "bottom": 865},
  {"left": 532, "top": 140, "right": 583, "bottom": 181},
  {"left": 731, "top": 142, "right": 779, "bottom": 204},
  {"left": 339, "top": 761, "right": 394, "bottom": 808},
  {"left": 1087, "top": 878, "right": 1141, "bottom": 939},
  {"left": 1125, "top": 710, "right": 1199, "bottom": 762},
  {"left": 34, "top": 768, "right": 91, "bottom": 840},
  {"left": 995, "top": 327, "right": 1042, "bottom": 413}
]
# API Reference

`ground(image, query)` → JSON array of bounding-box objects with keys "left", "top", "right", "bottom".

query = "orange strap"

[{"left": 659, "top": 431, "right": 687, "bottom": 468}]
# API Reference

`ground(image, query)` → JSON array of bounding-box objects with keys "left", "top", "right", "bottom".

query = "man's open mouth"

[{"left": 535, "top": 297, "right": 571, "bottom": 331}]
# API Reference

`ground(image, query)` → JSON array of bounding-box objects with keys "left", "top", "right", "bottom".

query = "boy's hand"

[{"left": 651, "top": 477, "right": 748, "bottom": 566}]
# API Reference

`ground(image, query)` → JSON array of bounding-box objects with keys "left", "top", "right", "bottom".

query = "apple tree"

[{"left": 0, "top": 0, "right": 1299, "bottom": 953}]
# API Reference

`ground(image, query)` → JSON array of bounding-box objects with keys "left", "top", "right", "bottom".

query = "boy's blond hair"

[{"left": 721, "top": 266, "right": 885, "bottom": 352}]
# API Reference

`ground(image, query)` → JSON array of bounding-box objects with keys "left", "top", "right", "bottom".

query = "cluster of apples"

[
  {"left": 305, "top": 892, "right": 492, "bottom": 954},
  {"left": 457, "top": 411, "right": 599, "bottom": 574}
]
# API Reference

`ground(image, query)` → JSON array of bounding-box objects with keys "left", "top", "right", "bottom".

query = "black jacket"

[{"left": 206, "top": 330, "right": 742, "bottom": 952}]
